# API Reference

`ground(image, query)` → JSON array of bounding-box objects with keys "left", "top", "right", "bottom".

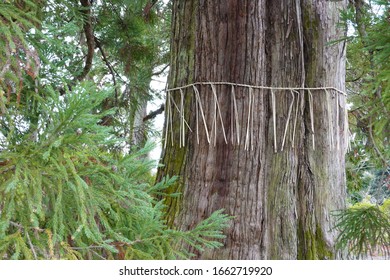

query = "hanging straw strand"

[
  {"left": 212, "top": 86, "right": 217, "bottom": 146},
  {"left": 336, "top": 90, "right": 340, "bottom": 151},
  {"left": 308, "top": 89, "right": 315, "bottom": 150},
  {"left": 193, "top": 85, "right": 211, "bottom": 144},
  {"left": 168, "top": 93, "right": 193, "bottom": 133},
  {"left": 325, "top": 89, "right": 334, "bottom": 150},
  {"left": 179, "top": 89, "right": 185, "bottom": 147},
  {"left": 250, "top": 87, "right": 255, "bottom": 151},
  {"left": 291, "top": 90, "right": 300, "bottom": 148},
  {"left": 195, "top": 86, "right": 200, "bottom": 144},
  {"left": 211, "top": 84, "right": 228, "bottom": 145},
  {"left": 281, "top": 90, "right": 295, "bottom": 151},
  {"left": 271, "top": 89, "right": 277, "bottom": 153},
  {"left": 231, "top": 85, "right": 240, "bottom": 145},
  {"left": 163, "top": 91, "right": 171, "bottom": 149},
  {"left": 244, "top": 87, "right": 253, "bottom": 150}
]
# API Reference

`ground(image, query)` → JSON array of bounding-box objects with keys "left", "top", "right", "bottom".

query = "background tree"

[
  {"left": 333, "top": 0, "right": 390, "bottom": 259},
  {"left": 157, "top": 0, "right": 348, "bottom": 259},
  {"left": 344, "top": 0, "right": 389, "bottom": 199},
  {"left": 38, "top": 0, "right": 170, "bottom": 148}
]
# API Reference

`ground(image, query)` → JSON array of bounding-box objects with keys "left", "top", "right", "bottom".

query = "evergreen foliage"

[
  {"left": 0, "top": 1, "right": 230, "bottom": 260},
  {"left": 334, "top": 201, "right": 390, "bottom": 259},
  {"left": 0, "top": 86, "right": 230, "bottom": 260},
  {"left": 0, "top": 0, "right": 42, "bottom": 104},
  {"left": 344, "top": 0, "right": 389, "bottom": 193},
  {"left": 338, "top": 0, "right": 390, "bottom": 260}
]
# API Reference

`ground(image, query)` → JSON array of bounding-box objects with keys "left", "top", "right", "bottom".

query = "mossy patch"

[{"left": 298, "top": 222, "right": 334, "bottom": 259}]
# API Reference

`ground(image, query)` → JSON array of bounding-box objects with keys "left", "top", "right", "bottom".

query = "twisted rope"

[{"left": 166, "top": 81, "right": 347, "bottom": 96}]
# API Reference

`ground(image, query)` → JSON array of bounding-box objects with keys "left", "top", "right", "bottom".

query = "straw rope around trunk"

[{"left": 163, "top": 82, "right": 348, "bottom": 153}]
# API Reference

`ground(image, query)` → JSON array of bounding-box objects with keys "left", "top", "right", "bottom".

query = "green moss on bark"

[{"left": 298, "top": 223, "right": 334, "bottom": 259}]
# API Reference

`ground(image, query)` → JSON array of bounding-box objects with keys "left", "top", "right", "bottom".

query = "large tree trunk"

[{"left": 157, "top": 0, "right": 348, "bottom": 259}]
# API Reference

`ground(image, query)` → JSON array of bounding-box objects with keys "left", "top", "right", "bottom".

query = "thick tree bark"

[{"left": 158, "top": 0, "right": 348, "bottom": 259}]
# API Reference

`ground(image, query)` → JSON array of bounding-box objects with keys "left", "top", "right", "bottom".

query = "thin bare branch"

[
  {"left": 94, "top": 36, "right": 119, "bottom": 102},
  {"left": 143, "top": 104, "right": 164, "bottom": 122},
  {"left": 75, "top": 0, "right": 95, "bottom": 82}
]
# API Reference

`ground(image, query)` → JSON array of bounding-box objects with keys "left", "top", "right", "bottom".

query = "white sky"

[{"left": 148, "top": 73, "right": 167, "bottom": 166}]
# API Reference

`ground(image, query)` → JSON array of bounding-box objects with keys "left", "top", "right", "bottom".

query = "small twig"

[
  {"left": 94, "top": 36, "right": 119, "bottom": 103},
  {"left": 152, "top": 64, "right": 169, "bottom": 76},
  {"left": 90, "top": 249, "right": 107, "bottom": 260},
  {"left": 9, "top": 221, "right": 45, "bottom": 233},
  {"left": 25, "top": 230, "right": 38, "bottom": 260},
  {"left": 9, "top": 221, "right": 38, "bottom": 259},
  {"left": 70, "top": 245, "right": 104, "bottom": 250}
]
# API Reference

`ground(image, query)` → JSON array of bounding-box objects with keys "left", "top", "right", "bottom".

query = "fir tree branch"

[{"left": 70, "top": 245, "right": 105, "bottom": 250}]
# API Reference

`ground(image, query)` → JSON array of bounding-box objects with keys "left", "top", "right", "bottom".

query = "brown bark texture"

[{"left": 157, "top": 0, "right": 348, "bottom": 259}]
